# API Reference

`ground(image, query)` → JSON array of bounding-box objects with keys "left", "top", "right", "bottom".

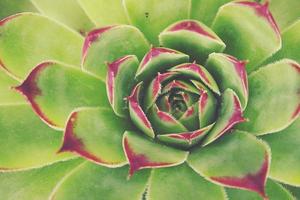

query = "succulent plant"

[{"left": 0, "top": 0, "right": 300, "bottom": 199}]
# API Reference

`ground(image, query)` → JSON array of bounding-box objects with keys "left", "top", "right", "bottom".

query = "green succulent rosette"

[{"left": 0, "top": 0, "right": 300, "bottom": 199}]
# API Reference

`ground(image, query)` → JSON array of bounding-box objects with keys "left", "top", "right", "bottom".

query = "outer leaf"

[
  {"left": 0, "top": 13, "right": 83, "bottom": 79},
  {"left": 0, "top": 0, "right": 37, "bottom": 19},
  {"left": 284, "top": 185, "right": 300, "bottom": 200},
  {"left": 227, "top": 179, "right": 295, "bottom": 200},
  {"left": 202, "top": 89, "right": 245, "bottom": 146},
  {"left": 106, "top": 55, "right": 139, "bottom": 117},
  {"left": 148, "top": 164, "right": 226, "bottom": 200},
  {"left": 212, "top": 1, "right": 281, "bottom": 72},
  {"left": 261, "top": 118, "right": 300, "bottom": 186},
  {"left": 269, "top": 0, "right": 300, "bottom": 30},
  {"left": 135, "top": 47, "right": 189, "bottom": 81},
  {"left": 205, "top": 53, "right": 248, "bottom": 109},
  {"left": 51, "top": 163, "right": 150, "bottom": 200},
  {"left": 159, "top": 20, "right": 225, "bottom": 63},
  {"left": 78, "top": 0, "right": 129, "bottom": 26},
  {"left": 0, "top": 68, "right": 24, "bottom": 104},
  {"left": 123, "top": 131, "right": 188, "bottom": 176},
  {"left": 190, "top": 0, "right": 232, "bottom": 26},
  {"left": 267, "top": 20, "right": 300, "bottom": 64},
  {"left": 238, "top": 59, "right": 300, "bottom": 135},
  {"left": 0, "top": 104, "right": 74, "bottom": 170},
  {"left": 82, "top": 25, "right": 149, "bottom": 80},
  {"left": 15, "top": 61, "right": 109, "bottom": 128},
  {"left": 31, "top": 0, "right": 94, "bottom": 35},
  {"left": 124, "top": 0, "right": 190, "bottom": 45},
  {"left": 188, "top": 131, "right": 271, "bottom": 198},
  {"left": 59, "top": 107, "right": 130, "bottom": 167},
  {"left": 0, "top": 158, "right": 84, "bottom": 200}
]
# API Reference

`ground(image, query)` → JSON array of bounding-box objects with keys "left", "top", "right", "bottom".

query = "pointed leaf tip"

[{"left": 14, "top": 61, "right": 57, "bottom": 127}]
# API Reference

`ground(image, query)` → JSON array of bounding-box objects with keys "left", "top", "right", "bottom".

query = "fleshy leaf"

[
  {"left": 212, "top": 1, "right": 281, "bottom": 72},
  {"left": 0, "top": 0, "right": 37, "bottom": 19},
  {"left": 202, "top": 89, "right": 245, "bottom": 146},
  {"left": 0, "top": 104, "right": 75, "bottom": 170},
  {"left": 123, "top": 131, "right": 188, "bottom": 176},
  {"left": 51, "top": 163, "right": 150, "bottom": 200},
  {"left": 0, "top": 159, "right": 84, "bottom": 200},
  {"left": 178, "top": 104, "right": 199, "bottom": 131},
  {"left": 128, "top": 83, "right": 155, "bottom": 138},
  {"left": 188, "top": 131, "right": 271, "bottom": 198},
  {"left": 124, "top": 0, "right": 190, "bottom": 45},
  {"left": 205, "top": 53, "right": 248, "bottom": 109},
  {"left": 0, "top": 13, "right": 83, "bottom": 79},
  {"left": 267, "top": 20, "right": 300, "bottom": 64},
  {"left": 192, "top": 81, "right": 218, "bottom": 128},
  {"left": 157, "top": 123, "right": 214, "bottom": 149},
  {"left": 238, "top": 59, "right": 300, "bottom": 135},
  {"left": 170, "top": 63, "right": 220, "bottom": 95},
  {"left": 269, "top": 0, "right": 300, "bottom": 30},
  {"left": 148, "top": 104, "right": 188, "bottom": 134},
  {"left": 15, "top": 61, "right": 109, "bottom": 128},
  {"left": 148, "top": 164, "right": 226, "bottom": 200},
  {"left": 261, "top": 118, "right": 300, "bottom": 186},
  {"left": 31, "top": 0, "right": 94, "bottom": 35},
  {"left": 78, "top": 0, "right": 129, "bottom": 26},
  {"left": 227, "top": 179, "right": 295, "bottom": 200},
  {"left": 159, "top": 20, "right": 225, "bottom": 63},
  {"left": 0, "top": 68, "right": 24, "bottom": 105},
  {"left": 82, "top": 25, "right": 149, "bottom": 80},
  {"left": 135, "top": 47, "right": 189, "bottom": 81},
  {"left": 143, "top": 72, "right": 176, "bottom": 111},
  {"left": 190, "top": 0, "right": 232, "bottom": 26},
  {"left": 162, "top": 79, "right": 199, "bottom": 95},
  {"left": 106, "top": 55, "right": 139, "bottom": 117},
  {"left": 59, "top": 107, "right": 129, "bottom": 167}
]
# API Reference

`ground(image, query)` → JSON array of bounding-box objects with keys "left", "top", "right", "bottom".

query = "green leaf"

[
  {"left": 0, "top": 0, "right": 37, "bottom": 19},
  {"left": 205, "top": 53, "right": 248, "bottom": 109},
  {"left": 135, "top": 47, "right": 189, "bottom": 82},
  {"left": 78, "top": 0, "right": 129, "bottom": 26},
  {"left": 188, "top": 131, "right": 271, "bottom": 198},
  {"left": 59, "top": 107, "right": 129, "bottom": 167},
  {"left": 128, "top": 83, "right": 155, "bottom": 138},
  {"left": 269, "top": 0, "right": 300, "bottom": 30},
  {"left": 159, "top": 20, "right": 225, "bottom": 64},
  {"left": 148, "top": 104, "right": 188, "bottom": 134},
  {"left": 31, "top": 0, "right": 94, "bottom": 34},
  {"left": 261, "top": 118, "right": 300, "bottom": 186},
  {"left": 226, "top": 179, "right": 295, "bottom": 200},
  {"left": 0, "top": 13, "right": 83, "bottom": 79},
  {"left": 124, "top": 0, "right": 190, "bottom": 45},
  {"left": 52, "top": 162, "right": 150, "bottom": 200},
  {"left": 0, "top": 158, "right": 84, "bottom": 200},
  {"left": 82, "top": 25, "right": 149, "bottom": 80},
  {"left": 148, "top": 164, "right": 226, "bottom": 200},
  {"left": 16, "top": 61, "right": 109, "bottom": 128},
  {"left": 202, "top": 89, "right": 245, "bottom": 146},
  {"left": 190, "top": 0, "right": 232, "bottom": 26},
  {"left": 106, "top": 55, "right": 139, "bottom": 117},
  {"left": 0, "top": 68, "right": 24, "bottom": 105},
  {"left": 170, "top": 63, "right": 220, "bottom": 95},
  {"left": 157, "top": 123, "right": 214, "bottom": 149},
  {"left": 267, "top": 20, "right": 300, "bottom": 64},
  {"left": 212, "top": 1, "right": 281, "bottom": 72},
  {"left": 238, "top": 59, "right": 300, "bottom": 135},
  {"left": 284, "top": 185, "right": 300, "bottom": 199},
  {"left": 123, "top": 131, "right": 188, "bottom": 176},
  {"left": 0, "top": 104, "right": 75, "bottom": 170}
]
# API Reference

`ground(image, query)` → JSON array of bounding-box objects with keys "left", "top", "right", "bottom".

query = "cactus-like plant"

[{"left": 0, "top": 0, "right": 299, "bottom": 199}]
